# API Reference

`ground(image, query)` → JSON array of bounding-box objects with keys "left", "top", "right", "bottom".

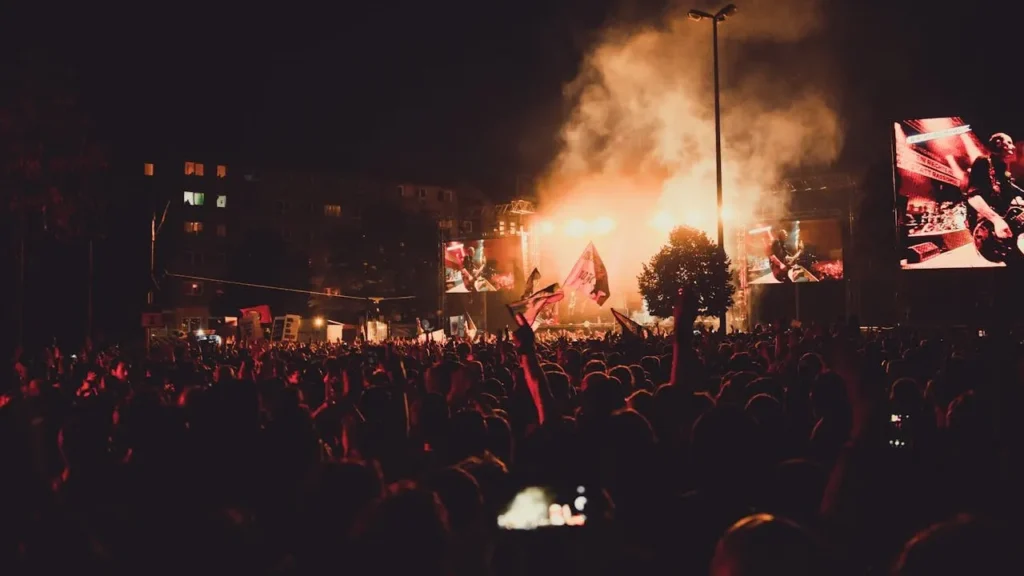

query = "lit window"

[
  {"left": 324, "top": 204, "right": 341, "bottom": 217},
  {"left": 216, "top": 165, "right": 227, "bottom": 178},
  {"left": 194, "top": 163, "right": 205, "bottom": 176},
  {"left": 144, "top": 163, "right": 154, "bottom": 176},
  {"left": 418, "top": 188, "right": 427, "bottom": 199},
  {"left": 184, "top": 161, "right": 195, "bottom": 175},
  {"left": 324, "top": 287, "right": 341, "bottom": 296},
  {"left": 398, "top": 185, "right": 411, "bottom": 198},
  {"left": 184, "top": 282, "right": 204, "bottom": 296},
  {"left": 216, "top": 195, "right": 227, "bottom": 208},
  {"left": 216, "top": 224, "right": 227, "bottom": 237},
  {"left": 184, "top": 221, "right": 203, "bottom": 234},
  {"left": 183, "top": 191, "right": 205, "bottom": 205},
  {"left": 443, "top": 190, "right": 454, "bottom": 202}
]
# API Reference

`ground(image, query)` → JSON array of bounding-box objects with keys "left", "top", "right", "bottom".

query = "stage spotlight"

[
  {"left": 566, "top": 218, "right": 587, "bottom": 237},
  {"left": 536, "top": 220, "right": 555, "bottom": 235},
  {"left": 593, "top": 216, "right": 616, "bottom": 235},
  {"left": 314, "top": 316, "right": 324, "bottom": 328},
  {"left": 650, "top": 211, "right": 674, "bottom": 232}
]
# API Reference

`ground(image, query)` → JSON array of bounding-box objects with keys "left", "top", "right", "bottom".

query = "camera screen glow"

[{"left": 497, "top": 486, "right": 587, "bottom": 530}]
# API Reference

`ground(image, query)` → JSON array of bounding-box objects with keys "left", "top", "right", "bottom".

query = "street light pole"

[{"left": 689, "top": 3, "right": 737, "bottom": 334}]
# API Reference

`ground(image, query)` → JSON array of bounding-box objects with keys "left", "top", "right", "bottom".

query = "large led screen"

[
  {"left": 444, "top": 237, "right": 523, "bottom": 293},
  {"left": 894, "top": 118, "right": 1021, "bottom": 269},
  {"left": 743, "top": 219, "right": 844, "bottom": 284}
]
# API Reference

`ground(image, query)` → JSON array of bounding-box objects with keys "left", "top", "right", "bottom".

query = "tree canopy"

[
  {"left": 1, "top": 56, "right": 108, "bottom": 239},
  {"left": 637, "top": 226, "right": 735, "bottom": 319},
  {"left": 223, "top": 227, "right": 311, "bottom": 315},
  {"left": 323, "top": 200, "right": 439, "bottom": 317}
]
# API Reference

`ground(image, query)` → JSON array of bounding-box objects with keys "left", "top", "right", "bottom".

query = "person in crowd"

[{"left": 1, "top": 293, "right": 1020, "bottom": 575}]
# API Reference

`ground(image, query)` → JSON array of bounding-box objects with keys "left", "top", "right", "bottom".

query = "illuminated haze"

[{"left": 534, "top": 0, "right": 843, "bottom": 309}]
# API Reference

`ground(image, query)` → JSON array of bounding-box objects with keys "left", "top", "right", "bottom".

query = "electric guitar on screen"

[
  {"left": 973, "top": 205, "right": 1024, "bottom": 263},
  {"left": 769, "top": 254, "right": 795, "bottom": 282},
  {"left": 769, "top": 246, "right": 805, "bottom": 282}
]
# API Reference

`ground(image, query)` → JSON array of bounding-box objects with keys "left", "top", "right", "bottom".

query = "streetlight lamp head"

[
  {"left": 687, "top": 10, "right": 705, "bottom": 21},
  {"left": 717, "top": 4, "right": 739, "bottom": 20}
]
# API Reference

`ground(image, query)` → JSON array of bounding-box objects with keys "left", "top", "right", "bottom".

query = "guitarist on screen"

[
  {"left": 460, "top": 246, "right": 485, "bottom": 292},
  {"left": 767, "top": 228, "right": 814, "bottom": 282},
  {"left": 966, "top": 132, "right": 1024, "bottom": 265}
]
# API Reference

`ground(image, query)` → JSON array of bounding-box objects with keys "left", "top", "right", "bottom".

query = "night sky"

[
  {"left": 4, "top": 0, "right": 1024, "bottom": 345},
  {"left": 5, "top": 1, "right": 1024, "bottom": 189}
]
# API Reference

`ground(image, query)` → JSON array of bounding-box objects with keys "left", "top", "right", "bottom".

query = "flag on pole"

[
  {"left": 611, "top": 308, "right": 645, "bottom": 338},
  {"left": 562, "top": 242, "right": 610, "bottom": 306},
  {"left": 522, "top": 268, "right": 541, "bottom": 299},
  {"left": 507, "top": 283, "right": 565, "bottom": 326},
  {"left": 240, "top": 305, "right": 272, "bottom": 324}
]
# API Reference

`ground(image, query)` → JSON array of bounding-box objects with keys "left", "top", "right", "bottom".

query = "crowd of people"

[{"left": 2, "top": 290, "right": 1022, "bottom": 575}]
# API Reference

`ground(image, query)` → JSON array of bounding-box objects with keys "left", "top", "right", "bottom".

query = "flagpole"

[{"left": 482, "top": 293, "right": 488, "bottom": 335}]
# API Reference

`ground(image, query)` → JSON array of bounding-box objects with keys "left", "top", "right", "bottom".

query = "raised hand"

[
  {"left": 673, "top": 287, "right": 699, "bottom": 340},
  {"left": 511, "top": 313, "right": 536, "bottom": 353}
]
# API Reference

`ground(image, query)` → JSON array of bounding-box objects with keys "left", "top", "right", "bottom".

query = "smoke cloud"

[{"left": 534, "top": 0, "right": 843, "bottom": 307}]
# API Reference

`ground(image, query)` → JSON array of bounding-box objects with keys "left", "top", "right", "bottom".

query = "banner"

[
  {"left": 417, "top": 329, "right": 446, "bottom": 344},
  {"left": 271, "top": 315, "right": 300, "bottom": 342},
  {"left": 240, "top": 305, "right": 272, "bottom": 324},
  {"left": 562, "top": 242, "right": 610, "bottom": 306},
  {"left": 240, "top": 312, "right": 263, "bottom": 341},
  {"left": 507, "top": 283, "right": 565, "bottom": 326}
]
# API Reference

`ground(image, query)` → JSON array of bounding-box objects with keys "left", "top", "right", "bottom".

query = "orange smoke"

[{"left": 534, "top": 0, "right": 843, "bottom": 308}]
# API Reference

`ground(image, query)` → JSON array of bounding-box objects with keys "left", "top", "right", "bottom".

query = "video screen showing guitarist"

[
  {"left": 965, "top": 132, "right": 1024, "bottom": 266},
  {"left": 460, "top": 246, "right": 485, "bottom": 292},
  {"left": 767, "top": 228, "right": 818, "bottom": 283}
]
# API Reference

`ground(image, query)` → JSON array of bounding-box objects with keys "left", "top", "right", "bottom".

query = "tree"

[
  {"left": 2, "top": 57, "right": 108, "bottom": 240},
  {"left": 637, "top": 226, "right": 735, "bottom": 319},
  {"left": 1, "top": 55, "right": 109, "bottom": 347},
  {"left": 322, "top": 199, "right": 439, "bottom": 319},
  {"left": 223, "top": 227, "right": 311, "bottom": 316}
]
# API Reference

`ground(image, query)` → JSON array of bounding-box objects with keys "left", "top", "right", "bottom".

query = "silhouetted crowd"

[{"left": 3, "top": 293, "right": 1022, "bottom": 575}]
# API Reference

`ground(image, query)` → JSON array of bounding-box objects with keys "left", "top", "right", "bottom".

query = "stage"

[{"left": 902, "top": 243, "right": 1003, "bottom": 270}]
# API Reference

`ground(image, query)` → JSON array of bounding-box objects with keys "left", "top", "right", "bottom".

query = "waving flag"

[
  {"left": 522, "top": 268, "right": 541, "bottom": 299},
  {"left": 562, "top": 242, "right": 610, "bottom": 306},
  {"left": 507, "top": 282, "right": 565, "bottom": 326},
  {"left": 240, "top": 305, "right": 272, "bottom": 324},
  {"left": 611, "top": 308, "right": 645, "bottom": 338}
]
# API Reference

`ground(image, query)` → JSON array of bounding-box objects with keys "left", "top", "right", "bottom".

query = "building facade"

[
  {"left": 144, "top": 161, "right": 494, "bottom": 330},
  {"left": 140, "top": 159, "right": 237, "bottom": 331}
]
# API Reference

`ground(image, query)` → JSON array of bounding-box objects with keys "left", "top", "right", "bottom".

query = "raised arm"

[
  {"left": 669, "top": 288, "right": 700, "bottom": 391},
  {"left": 512, "top": 313, "right": 556, "bottom": 426}
]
